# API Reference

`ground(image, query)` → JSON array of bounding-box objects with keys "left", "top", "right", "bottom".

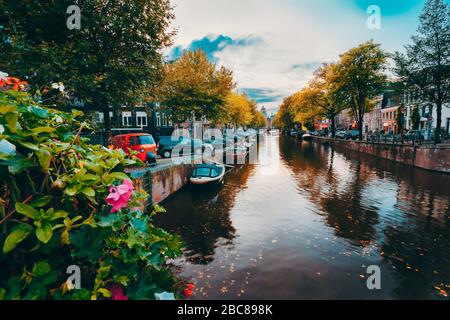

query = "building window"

[
  {"left": 122, "top": 112, "right": 132, "bottom": 127},
  {"left": 136, "top": 111, "right": 147, "bottom": 127},
  {"left": 156, "top": 112, "right": 161, "bottom": 127},
  {"left": 162, "top": 113, "right": 168, "bottom": 127}
]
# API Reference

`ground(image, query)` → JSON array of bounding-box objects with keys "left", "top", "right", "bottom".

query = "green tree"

[
  {"left": 0, "top": 0, "right": 175, "bottom": 136},
  {"left": 396, "top": 104, "right": 406, "bottom": 133},
  {"left": 252, "top": 110, "right": 267, "bottom": 129},
  {"left": 161, "top": 50, "right": 234, "bottom": 123},
  {"left": 223, "top": 92, "right": 254, "bottom": 128},
  {"left": 273, "top": 96, "right": 295, "bottom": 130},
  {"left": 410, "top": 105, "right": 421, "bottom": 130},
  {"left": 335, "top": 41, "right": 388, "bottom": 140},
  {"left": 394, "top": 0, "right": 450, "bottom": 143},
  {"left": 300, "top": 63, "right": 347, "bottom": 138}
]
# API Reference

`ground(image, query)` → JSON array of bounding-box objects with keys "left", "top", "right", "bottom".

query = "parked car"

[
  {"left": 157, "top": 136, "right": 213, "bottom": 159},
  {"left": 336, "top": 131, "right": 347, "bottom": 139},
  {"left": 111, "top": 133, "right": 157, "bottom": 165},
  {"left": 347, "top": 130, "right": 361, "bottom": 140}
]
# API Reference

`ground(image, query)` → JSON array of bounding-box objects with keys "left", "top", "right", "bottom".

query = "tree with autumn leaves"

[
  {"left": 161, "top": 50, "right": 265, "bottom": 129},
  {"left": 275, "top": 41, "right": 387, "bottom": 140},
  {"left": 160, "top": 50, "right": 234, "bottom": 124}
]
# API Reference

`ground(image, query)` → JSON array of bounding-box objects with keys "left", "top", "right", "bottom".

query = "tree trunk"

[
  {"left": 103, "top": 105, "right": 112, "bottom": 146},
  {"left": 435, "top": 102, "right": 442, "bottom": 144},
  {"left": 331, "top": 116, "right": 336, "bottom": 138},
  {"left": 358, "top": 117, "right": 364, "bottom": 141}
]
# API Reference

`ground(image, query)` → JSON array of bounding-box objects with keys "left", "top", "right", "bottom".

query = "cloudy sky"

[{"left": 165, "top": 0, "right": 432, "bottom": 114}]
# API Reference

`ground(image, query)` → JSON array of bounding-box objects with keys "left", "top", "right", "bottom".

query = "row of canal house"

[
  {"left": 91, "top": 104, "right": 274, "bottom": 143},
  {"left": 93, "top": 105, "right": 177, "bottom": 141},
  {"left": 334, "top": 89, "right": 450, "bottom": 139}
]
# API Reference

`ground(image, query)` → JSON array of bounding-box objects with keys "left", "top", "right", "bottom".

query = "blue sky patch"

[{"left": 168, "top": 34, "right": 262, "bottom": 62}]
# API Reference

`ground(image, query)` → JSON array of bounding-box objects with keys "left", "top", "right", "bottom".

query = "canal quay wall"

[
  {"left": 127, "top": 160, "right": 195, "bottom": 206},
  {"left": 312, "top": 136, "right": 450, "bottom": 174}
]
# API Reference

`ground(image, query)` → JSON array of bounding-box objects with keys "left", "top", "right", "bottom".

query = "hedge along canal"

[{"left": 153, "top": 135, "right": 450, "bottom": 300}]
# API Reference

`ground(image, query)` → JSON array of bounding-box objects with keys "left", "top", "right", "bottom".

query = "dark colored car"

[
  {"left": 157, "top": 136, "right": 212, "bottom": 159},
  {"left": 347, "top": 130, "right": 361, "bottom": 140}
]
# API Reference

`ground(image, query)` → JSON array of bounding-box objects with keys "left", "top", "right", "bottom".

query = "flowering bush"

[{"left": 0, "top": 76, "right": 183, "bottom": 300}]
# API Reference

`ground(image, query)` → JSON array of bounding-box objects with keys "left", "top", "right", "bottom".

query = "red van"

[{"left": 111, "top": 133, "right": 157, "bottom": 165}]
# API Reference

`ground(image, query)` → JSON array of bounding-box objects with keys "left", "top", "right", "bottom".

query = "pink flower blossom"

[
  {"left": 108, "top": 284, "right": 128, "bottom": 301},
  {"left": 106, "top": 179, "right": 134, "bottom": 213}
]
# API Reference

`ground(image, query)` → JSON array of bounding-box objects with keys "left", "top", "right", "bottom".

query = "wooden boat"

[{"left": 190, "top": 163, "right": 226, "bottom": 185}]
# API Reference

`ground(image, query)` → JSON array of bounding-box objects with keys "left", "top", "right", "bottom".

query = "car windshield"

[
  {"left": 160, "top": 137, "right": 179, "bottom": 145},
  {"left": 135, "top": 135, "right": 155, "bottom": 145}
]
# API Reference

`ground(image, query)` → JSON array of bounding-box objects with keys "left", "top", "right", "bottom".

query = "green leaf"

[
  {"left": 2, "top": 224, "right": 33, "bottom": 254},
  {"left": 31, "top": 127, "right": 56, "bottom": 134},
  {"left": 35, "top": 147, "right": 52, "bottom": 172},
  {"left": 15, "top": 202, "right": 38, "bottom": 219},
  {"left": 107, "top": 172, "right": 130, "bottom": 182},
  {"left": 28, "top": 106, "right": 49, "bottom": 118},
  {"left": 6, "top": 156, "right": 34, "bottom": 174},
  {"left": 51, "top": 210, "right": 68, "bottom": 220},
  {"left": 32, "top": 261, "right": 51, "bottom": 277},
  {"left": 30, "top": 196, "right": 53, "bottom": 208},
  {"left": 0, "top": 288, "right": 5, "bottom": 300},
  {"left": 61, "top": 230, "right": 70, "bottom": 245},
  {"left": 64, "top": 186, "right": 77, "bottom": 196},
  {"left": 98, "top": 288, "right": 112, "bottom": 298},
  {"left": 5, "top": 112, "right": 18, "bottom": 133},
  {"left": 18, "top": 141, "right": 39, "bottom": 151},
  {"left": 130, "top": 218, "right": 148, "bottom": 233},
  {"left": 81, "top": 187, "right": 95, "bottom": 197},
  {"left": 98, "top": 213, "right": 120, "bottom": 228},
  {"left": 0, "top": 105, "right": 17, "bottom": 114},
  {"left": 80, "top": 174, "right": 98, "bottom": 182},
  {"left": 36, "top": 222, "right": 53, "bottom": 244}
]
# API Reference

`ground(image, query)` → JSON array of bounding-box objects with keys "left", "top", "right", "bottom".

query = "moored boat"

[{"left": 190, "top": 163, "right": 226, "bottom": 185}]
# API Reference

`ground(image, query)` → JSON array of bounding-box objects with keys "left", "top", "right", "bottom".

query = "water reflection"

[
  {"left": 155, "top": 165, "right": 255, "bottom": 264},
  {"left": 157, "top": 136, "right": 450, "bottom": 299}
]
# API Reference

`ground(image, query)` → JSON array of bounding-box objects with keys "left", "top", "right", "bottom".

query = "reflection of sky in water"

[{"left": 157, "top": 136, "right": 450, "bottom": 300}]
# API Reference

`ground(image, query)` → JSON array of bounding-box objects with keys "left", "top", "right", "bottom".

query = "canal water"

[{"left": 155, "top": 135, "right": 450, "bottom": 300}]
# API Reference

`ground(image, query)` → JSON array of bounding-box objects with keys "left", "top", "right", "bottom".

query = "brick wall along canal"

[{"left": 154, "top": 135, "right": 450, "bottom": 300}]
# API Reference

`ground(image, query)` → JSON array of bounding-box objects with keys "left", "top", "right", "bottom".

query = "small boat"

[
  {"left": 302, "top": 133, "right": 313, "bottom": 141},
  {"left": 190, "top": 163, "right": 226, "bottom": 185}
]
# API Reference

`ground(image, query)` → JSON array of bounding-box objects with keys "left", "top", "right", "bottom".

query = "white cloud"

[{"left": 168, "top": 0, "right": 422, "bottom": 112}]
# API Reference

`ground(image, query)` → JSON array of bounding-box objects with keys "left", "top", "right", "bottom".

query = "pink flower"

[
  {"left": 108, "top": 284, "right": 128, "bottom": 300},
  {"left": 106, "top": 179, "right": 134, "bottom": 213}
]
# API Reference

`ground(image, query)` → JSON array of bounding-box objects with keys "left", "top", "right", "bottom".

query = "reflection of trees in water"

[
  {"left": 155, "top": 165, "right": 255, "bottom": 265},
  {"left": 280, "top": 137, "right": 450, "bottom": 298},
  {"left": 321, "top": 161, "right": 379, "bottom": 247},
  {"left": 381, "top": 217, "right": 450, "bottom": 299},
  {"left": 280, "top": 138, "right": 379, "bottom": 246}
]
